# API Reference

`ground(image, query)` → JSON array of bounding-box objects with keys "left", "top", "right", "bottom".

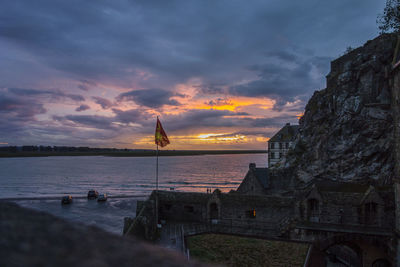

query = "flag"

[{"left": 155, "top": 117, "right": 170, "bottom": 147}]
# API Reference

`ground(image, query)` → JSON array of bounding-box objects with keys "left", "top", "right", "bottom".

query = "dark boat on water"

[
  {"left": 97, "top": 193, "right": 107, "bottom": 202},
  {"left": 61, "top": 195, "right": 73, "bottom": 205},
  {"left": 87, "top": 190, "right": 98, "bottom": 199}
]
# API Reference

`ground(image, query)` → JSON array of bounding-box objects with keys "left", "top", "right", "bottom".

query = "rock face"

[{"left": 280, "top": 34, "right": 398, "bottom": 185}]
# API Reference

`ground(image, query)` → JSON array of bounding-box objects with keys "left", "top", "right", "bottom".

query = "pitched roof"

[
  {"left": 253, "top": 168, "right": 269, "bottom": 189},
  {"left": 303, "top": 180, "right": 393, "bottom": 206},
  {"left": 218, "top": 193, "right": 294, "bottom": 207},
  {"left": 269, "top": 123, "right": 299, "bottom": 142}
]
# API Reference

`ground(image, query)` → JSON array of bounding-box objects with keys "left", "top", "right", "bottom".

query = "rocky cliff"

[{"left": 279, "top": 34, "right": 398, "bottom": 185}]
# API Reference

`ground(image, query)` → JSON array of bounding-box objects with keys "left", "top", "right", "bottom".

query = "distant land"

[{"left": 0, "top": 146, "right": 266, "bottom": 158}]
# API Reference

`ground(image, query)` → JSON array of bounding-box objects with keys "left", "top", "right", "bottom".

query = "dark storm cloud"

[
  {"left": 0, "top": 0, "right": 384, "bottom": 146},
  {"left": 92, "top": 96, "right": 113, "bottom": 109},
  {"left": 75, "top": 104, "right": 90, "bottom": 112},
  {"left": 112, "top": 108, "right": 147, "bottom": 124},
  {"left": 77, "top": 80, "right": 97, "bottom": 91},
  {"left": 228, "top": 53, "right": 332, "bottom": 110},
  {"left": 55, "top": 115, "right": 115, "bottom": 130},
  {"left": 194, "top": 84, "right": 226, "bottom": 95},
  {"left": 117, "top": 88, "right": 181, "bottom": 108},
  {"left": 163, "top": 109, "right": 249, "bottom": 131},
  {"left": 0, "top": 0, "right": 382, "bottom": 86},
  {"left": 0, "top": 90, "right": 48, "bottom": 144},
  {"left": 9, "top": 88, "right": 85, "bottom": 102},
  {"left": 0, "top": 94, "right": 47, "bottom": 119}
]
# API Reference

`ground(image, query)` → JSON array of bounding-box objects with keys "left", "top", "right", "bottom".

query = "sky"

[{"left": 0, "top": 0, "right": 386, "bottom": 149}]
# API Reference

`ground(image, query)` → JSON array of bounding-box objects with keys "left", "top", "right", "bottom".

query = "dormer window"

[
  {"left": 307, "top": 198, "right": 320, "bottom": 222},
  {"left": 364, "top": 202, "right": 378, "bottom": 225}
]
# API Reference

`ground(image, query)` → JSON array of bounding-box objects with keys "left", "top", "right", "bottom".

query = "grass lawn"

[{"left": 187, "top": 234, "right": 309, "bottom": 267}]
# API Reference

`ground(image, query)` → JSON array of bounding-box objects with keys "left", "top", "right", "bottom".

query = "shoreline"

[
  {"left": 0, "top": 194, "right": 148, "bottom": 202},
  {"left": 0, "top": 150, "right": 267, "bottom": 158}
]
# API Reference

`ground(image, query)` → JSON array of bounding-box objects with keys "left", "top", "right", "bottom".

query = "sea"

[{"left": 0, "top": 153, "right": 267, "bottom": 234}]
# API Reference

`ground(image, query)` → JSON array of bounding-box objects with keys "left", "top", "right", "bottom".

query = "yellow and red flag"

[{"left": 155, "top": 117, "right": 170, "bottom": 147}]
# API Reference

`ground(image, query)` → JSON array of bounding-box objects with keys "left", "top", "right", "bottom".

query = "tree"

[{"left": 377, "top": 0, "right": 400, "bottom": 33}]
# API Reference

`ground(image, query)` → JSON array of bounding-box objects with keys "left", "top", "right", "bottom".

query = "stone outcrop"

[{"left": 279, "top": 33, "right": 398, "bottom": 185}]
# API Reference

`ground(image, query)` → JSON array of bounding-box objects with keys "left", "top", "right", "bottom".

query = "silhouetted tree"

[{"left": 377, "top": 0, "right": 400, "bottom": 33}]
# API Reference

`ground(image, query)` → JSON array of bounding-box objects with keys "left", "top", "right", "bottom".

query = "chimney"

[{"left": 249, "top": 163, "right": 256, "bottom": 170}]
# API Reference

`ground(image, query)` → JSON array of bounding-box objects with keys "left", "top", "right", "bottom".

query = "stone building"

[{"left": 268, "top": 123, "right": 299, "bottom": 167}]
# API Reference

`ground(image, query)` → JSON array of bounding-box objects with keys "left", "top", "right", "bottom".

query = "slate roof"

[
  {"left": 218, "top": 193, "right": 294, "bottom": 207},
  {"left": 151, "top": 190, "right": 210, "bottom": 204},
  {"left": 305, "top": 180, "right": 393, "bottom": 206},
  {"left": 253, "top": 168, "right": 269, "bottom": 189},
  {"left": 269, "top": 123, "right": 299, "bottom": 142}
]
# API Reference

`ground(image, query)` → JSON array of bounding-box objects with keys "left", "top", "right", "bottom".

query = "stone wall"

[{"left": 128, "top": 190, "right": 295, "bottom": 238}]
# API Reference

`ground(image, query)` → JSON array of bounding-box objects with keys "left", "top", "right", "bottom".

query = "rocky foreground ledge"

[{"left": 0, "top": 202, "right": 205, "bottom": 267}]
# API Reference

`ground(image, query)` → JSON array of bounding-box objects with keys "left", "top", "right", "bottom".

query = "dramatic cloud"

[
  {"left": 54, "top": 115, "right": 115, "bottom": 130},
  {"left": 0, "top": 94, "right": 46, "bottom": 120},
  {"left": 77, "top": 80, "right": 97, "bottom": 91},
  {"left": 92, "top": 96, "right": 113, "bottom": 109},
  {"left": 75, "top": 104, "right": 90, "bottom": 112},
  {"left": 228, "top": 53, "right": 332, "bottom": 110},
  {"left": 117, "top": 88, "right": 181, "bottom": 108},
  {"left": 8, "top": 88, "right": 85, "bottom": 102},
  {"left": 0, "top": 0, "right": 385, "bottom": 148},
  {"left": 112, "top": 108, "right": 147, "bottom": 124}
]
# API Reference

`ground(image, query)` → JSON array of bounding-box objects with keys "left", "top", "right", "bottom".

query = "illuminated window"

[{"left": 247, "top": 209, "right": 256, "bottom": 218}]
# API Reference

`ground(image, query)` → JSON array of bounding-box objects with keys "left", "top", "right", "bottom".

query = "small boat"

[
  {"left": 61, "top": 195, "right": 73, "bottom": 205},
  {"left": 87, "top": 190, "right": 99, "bottom": 199},
  {"left": 97, "top": 193, "right": 107, "bottom": 202}
]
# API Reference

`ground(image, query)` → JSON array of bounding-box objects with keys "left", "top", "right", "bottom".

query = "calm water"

[
  {"left": 0, "top": 154, "right": 267, "bottom": 198},
  {"left": 0, "top": 154, "right": 267, "bottom": 234}
]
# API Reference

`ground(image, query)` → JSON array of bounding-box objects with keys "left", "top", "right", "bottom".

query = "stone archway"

[
  {"left": 209, "top": 202, "right": 219, "bottom": 220},
  {"left": 372, "top": 258, "right": 391, "bottom": 267},
  {"left": 313, "top": 234, "right": 392, "bottom": 267},
  {"left": 325, "top": 242, "right": 363, "bottom": 267}
]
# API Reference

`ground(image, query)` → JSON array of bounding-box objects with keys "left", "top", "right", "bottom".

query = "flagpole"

[
  {"left": 155, "top": 118, "right": 159, "bottom": 228},
  {"left": 155, "top": 116, "right": 169, "bottom": 230},
  {"left": 156, "top": 143, "right": 159, "bottom": 227}
]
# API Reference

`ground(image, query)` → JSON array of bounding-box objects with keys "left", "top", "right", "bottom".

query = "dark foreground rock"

[{"left": 0, "top": 202, "right": 206, "bottom": 267}]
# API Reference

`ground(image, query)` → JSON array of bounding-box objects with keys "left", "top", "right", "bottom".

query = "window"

[
  {"left": 365, "top": 202, "right": 377, "bottom": 225},
  {"left": 209, "top": 203, "right": 219, "bottom": 219},
  {"left": 308, "top": 199, "right": 319, "bottom": 213},
  {"left": 279, "top": 152, "right": 282, "bottom": 158},
  {"left": 270, "top": 143, "right": 275, "bottom": 149},
  {"left": 307, "top": 199, "right": 319, "bottom": 222},
  {"left": 279, "top": 142, "right": 283, "bottom": 149},
  {"left": 286, "top": 142, "right": 289, "bottom": 149},
  {"left": 246, "top": 209, "right": 256, "bottom": 218}
]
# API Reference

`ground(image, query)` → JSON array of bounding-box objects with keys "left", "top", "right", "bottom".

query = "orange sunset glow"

[{"left": 1, "top": 0, "right": 372, "bottom": 150}]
